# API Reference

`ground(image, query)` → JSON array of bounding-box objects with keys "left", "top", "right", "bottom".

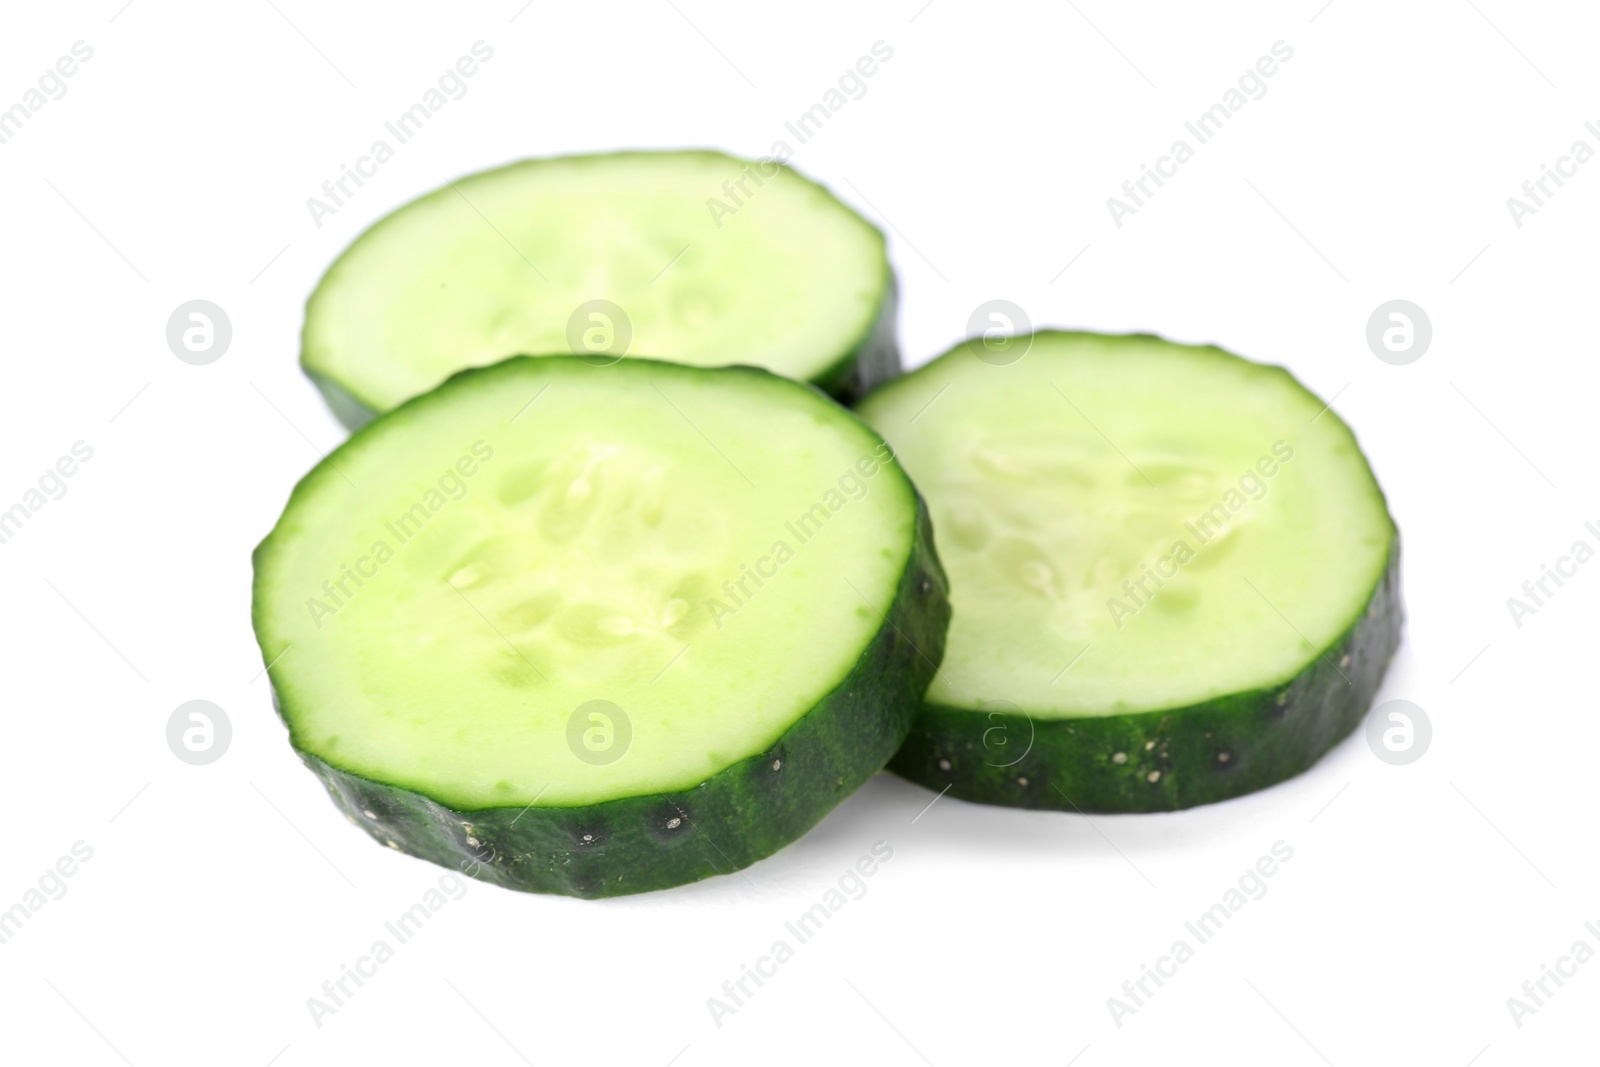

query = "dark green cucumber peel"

[
  {"left": 807, "top": 277, "right": 901, "bottom": 407},
  {"left": 273, "top": 497, "right": 949, "bottom": 899},
  {"left": 303, "top": 368, "right": 380, "bottom": 432},
  {"left": 890, "top": 542, "right": 1402, "bottom": 813}
]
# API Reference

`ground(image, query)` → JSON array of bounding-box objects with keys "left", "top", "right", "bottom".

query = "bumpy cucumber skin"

[
  {"left": 808, "top": 275, "right": 902, "bottom": 405},
  {"left": 268, "top": 495, "right": 950, "bottom": 899},
  {"left": 301, "top": 150, "right": 901, "bottom": 430},
  {"left": 304, "top": 368, "right": 378, "bottom": 431},
  {"left": 890, "top": 541, "right": 1402, "bottom": 813}
]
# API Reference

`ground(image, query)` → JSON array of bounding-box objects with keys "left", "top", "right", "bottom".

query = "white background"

[{"left": 0, "top": 1, "right": 1594, "bottom": 1064}]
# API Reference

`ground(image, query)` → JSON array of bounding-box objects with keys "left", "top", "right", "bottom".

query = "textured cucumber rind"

[
  {"left": 276, "top": 495, "right": 949, "bottom": 899},
  {"left": 304, "top": 367, "right": 379, "bottom": 432},
  {"left": 300, "top": 149, "right": 901, "bottom": 430},
  {"left": 808, "top": 273, "right": 901, "bottom": 405},
  {"left": 889, "top": 539, "right": 1402, "bottom": 813}
]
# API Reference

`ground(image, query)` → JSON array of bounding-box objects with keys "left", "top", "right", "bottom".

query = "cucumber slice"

[
  {"left": 302, "top": 150, "right": 897, "bottom": 428},
  {"left": 857, "top": 331, "right": 1401, "bottom": 812},
  {"left": 252, "top": 356, "right": 948, "bottom": 896}
]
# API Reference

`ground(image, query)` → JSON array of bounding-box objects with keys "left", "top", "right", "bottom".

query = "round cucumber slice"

[
  {"left": 301, "top": 150, "right": 897, "bottom": 428},
  {"left": 252, "top": 357, "right": 949, "bottom": 896},
  {"left": 857, "top": 331, "right": 1401, "bottom": 812}
]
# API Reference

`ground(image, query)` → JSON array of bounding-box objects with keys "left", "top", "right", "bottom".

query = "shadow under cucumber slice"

[{"left": 856, "top": 331, "right": 1402, "bottom": 812}]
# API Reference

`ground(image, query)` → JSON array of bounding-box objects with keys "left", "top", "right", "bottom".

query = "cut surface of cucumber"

[
  {"left": 857, "top": 331, "right": 1400, "bottom": 811},
  {"left": 252, "top": 356, "right": 948, "bottom": 896},
  {"left": 302, "top": 150, "right": 896, "bottom": 427}
]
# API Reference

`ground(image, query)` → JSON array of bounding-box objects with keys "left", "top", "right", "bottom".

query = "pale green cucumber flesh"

[
  {"left": 302, "top": 150, "right": 897, "bottom": 425},
  {"left": 858, "top": 331, "right": 1401, "bottom": 810},
  {"left": 252, "top": 356, "right": 950, "bottom": 894}
]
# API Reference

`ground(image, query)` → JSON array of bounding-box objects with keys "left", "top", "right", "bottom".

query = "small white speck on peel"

[
  {"left": 385, "top": 840, "right": 399, "bottom": 849},
  {"left": 1017, "top": 777, "right": 1029, "bottom": 786},
  {"left": 1112, "top": 752, "right": 1127, "bottom": 764},
  {"left": 1147, "top": 771, "right": 1161, "bottom": 783},
  {"left": 1218, "top": 751, "right": 1231, "bottom": 763},
  {"left": 1144, "top": 740, "right": 1155, "bottom": 751},
  {"left": 1339, "top": 654, "right": 1351, "bottom": 668},
  {"left": 938, "top": 758, "right": 951, "bottom": 771},
  {"left": 666, "top": 817, "right": 682, "bottom": 829},
  {"left": 467, "top": 837, "right": 480, "bottom": 847},
  {"left": 772, "top": 759, "right": 781, "bottom": 771},
  {"left": 581, "top": 834, "right": 594, "bottom": 843},
  {"left": 362, "top": 809, "right": 378, "bottom": 819}
]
